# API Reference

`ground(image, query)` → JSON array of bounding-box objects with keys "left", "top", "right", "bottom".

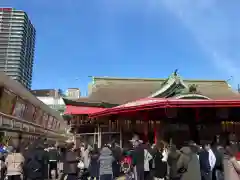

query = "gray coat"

[
  {"left": 99, "top": 147, "right": 114, "bottom": 175},
  {"left": 177, "top": 146, "right": 201, "bottom": 180}
]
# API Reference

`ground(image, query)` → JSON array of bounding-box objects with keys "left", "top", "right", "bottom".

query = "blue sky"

[{"left": 1, "top": 0, "right": 240, "bottom": 95}]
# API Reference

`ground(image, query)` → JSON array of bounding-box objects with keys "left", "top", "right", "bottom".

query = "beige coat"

[
  {"left": 223, "top": 155, "right": 240, "bottom": 180},
  {"left": 5, "top": 153, "right": 25, "bottom": 176}
]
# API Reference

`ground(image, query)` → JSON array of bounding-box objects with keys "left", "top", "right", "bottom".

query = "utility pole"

[{"left": 238, "top": 84, "right": 240, "bottom": 93}]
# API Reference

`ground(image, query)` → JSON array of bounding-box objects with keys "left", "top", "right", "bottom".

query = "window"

[{"left": 23, "top": 103, "right": 35, "bottom": 121}]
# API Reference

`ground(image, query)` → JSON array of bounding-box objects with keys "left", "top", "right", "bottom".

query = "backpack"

[{"left": 25, "top": 154, "right": 43, "bottom": 174}]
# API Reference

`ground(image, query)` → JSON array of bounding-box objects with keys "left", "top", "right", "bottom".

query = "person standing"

[
  {"left": 48, "top": 145, "right": 60, "bottom": 179},
  {"left": 143, "top": 144, "right": 153, "bottom": 180},
  {"left": 176, "top": 141, "right": 201, "bottom": 180},
  {"left": 152, "top": 141, "right": 168, "bottom": 180},
  {"left": 199, "top": 143, "right": 213, "bottom": 180},
  {"left": 0, "top": 153, "right": 6, "bottom": 180},
  {"left": 88, "top": 144, "right": 99, "bottom": 180},
  {"left": 223, "top": 146, "right": 240, "bottom": 180},
  {"left": 131, "top": 135, "right": 144, "bottom": 180},
  {"left": 5, "top": 146, "right": 24, "bottom": 180},
  {"left": 63, "top": 142, "right": 79, "bottom": 180},
  {"left": 24, "top": 138, "right": 47, "bottom": 180},
  {"left": 111, "top": 141, "right": 122, "bottom": 179},
  {"left": 211, "top": 136, "right": 224, "bottom": 180},
  {"left": 167, "top": 145, "right": 181, "bottom": 180},
  {"left": 98, "top": 145, "right": 114, "bottom": 180}
]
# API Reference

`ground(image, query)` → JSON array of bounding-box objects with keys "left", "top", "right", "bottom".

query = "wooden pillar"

[
  {"left": 154, "top": 121, "right": 157, "bottom": 144},
  {"left": 93, "top": 127, "right": 96, "bottom": 144},
  {"left": 97, "top": 124, "right": 101, "bottom": 148},
  {"left": 120, "top": 127, "right": 122, "bottom": 148}
]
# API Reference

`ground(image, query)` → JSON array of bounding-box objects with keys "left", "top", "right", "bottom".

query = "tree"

[
  {"left": 188, "top": 84, "right": 198, "bottom": 93},
  {"left": 58, "top": 89, "right": 66, "bottom": 97}
]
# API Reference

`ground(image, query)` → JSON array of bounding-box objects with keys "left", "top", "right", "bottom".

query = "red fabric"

[
  {"left": 122, "top": 156, "right": 132, "bottom": 165},
  {"left": 64, "top": 105, "right": 105, "bottom": 115},
  {"left": 90, "top": 98, "right": 240, "bottom": 118},
  {"left": 236, "top": 152, "right": 240, "bottom": 160}
]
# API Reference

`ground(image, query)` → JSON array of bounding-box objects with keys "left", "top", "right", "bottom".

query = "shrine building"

[{"left": 63, "top": 72, "right": 240, "bottom": 147}]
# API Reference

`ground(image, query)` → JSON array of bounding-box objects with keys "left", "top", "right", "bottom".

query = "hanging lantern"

[
  {"left": 221, "top": 121, "right": 226, "bottom": 132},
  {"left": 226, "top": 121, "right": 229, "bottom": 132},
  {"left": 216, "top": 108, "right": 229, "bottom": 119},
  {"left": 165, "top": 108, "right": 178, "bottom": 118}
]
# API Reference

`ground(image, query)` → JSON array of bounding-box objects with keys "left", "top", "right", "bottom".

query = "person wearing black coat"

[
  {"left": 152, "top": 141, "right": 168, "bottom": 180},
  {"left": 24, "top": 139, "right": 48, "bottom": 180},
  {"left": 88, "top": 144, "right": 99, "bottom": 180},
  {"left": 63, "top": 142, "right": 79, "bottom": 180},
  {"left": 199, "top": 145, "right": 212, "bottom": 180},
  {"left": 132, "top": 140, "right": 144, "bottom": 180},
  {"left": 111, "top": 141, "right": 122, "bottom": 179},
  {"left": 48, "top": 145, "right": 60, "bottom": 179}
]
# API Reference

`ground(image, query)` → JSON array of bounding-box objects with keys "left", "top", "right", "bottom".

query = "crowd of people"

[{"left": 0, "top": 135, "right": 240, "bottom": 180}]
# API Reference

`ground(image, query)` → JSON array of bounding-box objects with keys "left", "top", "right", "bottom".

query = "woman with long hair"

[{"left": 152, "top": 141, "right": 168, "bottom": 180}]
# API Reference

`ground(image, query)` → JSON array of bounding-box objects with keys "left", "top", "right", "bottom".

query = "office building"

[
  {"left": 66, "top": 88, "right": 81, "bottom": 99},
  {"left": 0, "top": 8, "right": 36, "bottom": 89}
]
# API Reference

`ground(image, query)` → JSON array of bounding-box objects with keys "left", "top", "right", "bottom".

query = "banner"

[
  {"left": 47, "top": 116, "right": 54, "bottom": 129},
  {"left": 34, "top": 109, "right": 43, "bottom": 125},
  {"left": 23, "top": 103, "right": 36, "bottom": 122},
  {"left": 0, "top": 88, "right": 16, "bottom": 115},
  {"left": 12, "top": 98, "right": 26, "bottom": 119},
  {"left": 42, "top": 113, "right": 49, "bottom": 128}
]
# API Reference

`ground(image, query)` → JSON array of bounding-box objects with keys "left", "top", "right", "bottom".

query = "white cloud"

[{"left": 160, "top": 0, "right": 240, "bottom": 85}]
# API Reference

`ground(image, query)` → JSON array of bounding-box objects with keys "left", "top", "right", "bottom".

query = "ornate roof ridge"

[
  {"left": 92, "top": 76, "right": 227, "bottom": 83},
  {"left": 93, "top": 76, "right": 165, "bottom": 81}
]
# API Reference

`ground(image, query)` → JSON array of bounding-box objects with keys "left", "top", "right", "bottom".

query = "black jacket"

[
  {"left": 24, "top": 147, "right": 48, "bottom": 179},
  {"left": 199, "top": 150, "right": 211, "bottom": 173},
  {"left": 153, "top": 151, "right": 167, "bottom": 178},
  {"left": 63, "top": 150, "right": 78, "bottom": 174},
  {"left": 132, "top": 144, "right": 144, "bottom": 169},
  {"left": 212, "top": 146, "right": 224, "bottom": 171},
  {"left": 48, "top": 148, "right": 60, "bottom": 161}
]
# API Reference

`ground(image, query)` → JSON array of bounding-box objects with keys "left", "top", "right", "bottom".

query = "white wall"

[
  {"left": 37, "top": 97, "right": 65, "bottom": 106},
  {"left": 37, "top": 96, "right": 69, "bottom": 132}
]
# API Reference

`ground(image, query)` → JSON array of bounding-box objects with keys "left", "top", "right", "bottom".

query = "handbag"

[
  {"left": 77, "top": 160, "right": 85, "bottom": 169},
  {"left": 177, "top": 154, "right": 192, "bottom": 174}
]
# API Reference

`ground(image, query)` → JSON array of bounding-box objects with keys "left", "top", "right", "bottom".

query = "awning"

[
  {"left": 64, "top": 105, "right": 105, "bottom": 115},
  {"left": 90, "top": 98, "right": 240, "bottom": 118}
]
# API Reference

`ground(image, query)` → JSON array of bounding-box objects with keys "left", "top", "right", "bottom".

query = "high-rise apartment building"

[{"left": 0, "top": 8, "right": 36, "bottom": 89}]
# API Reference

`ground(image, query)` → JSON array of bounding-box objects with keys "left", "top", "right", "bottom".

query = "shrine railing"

[{"left": 0, "top": 111, "right": 65, "bottom": 139}]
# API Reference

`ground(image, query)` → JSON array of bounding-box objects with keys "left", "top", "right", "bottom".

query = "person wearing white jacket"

[{"left": 144, "top": 148, "right": 152, "bottom": 180}]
